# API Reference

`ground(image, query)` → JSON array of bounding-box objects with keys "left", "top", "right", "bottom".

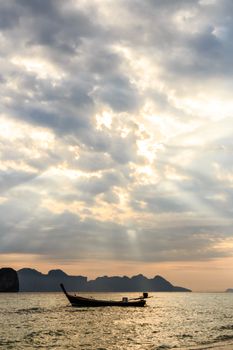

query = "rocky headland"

[{"left": 0, "top": 268, "right": 19, "bottom": 292}]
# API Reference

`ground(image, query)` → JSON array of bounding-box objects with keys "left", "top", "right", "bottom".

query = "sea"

[{"left": 0, "top": 292, "right": 233, "bottom": 350}]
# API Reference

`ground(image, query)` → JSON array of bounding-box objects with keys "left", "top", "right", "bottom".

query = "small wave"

[
  {"left": 15, "top": 307, "right": 45, "bottom": 314},
  {"left": 24, "top": 329, "right": 65, "bottom": 339},
  {"left": 219, "top": 324, "right": 233, "bottom": 331},
  {"left": 177, "top": 333, "right": 193, "bottom": 339},
  {"left": 215, "top": 334, "right": 233, "bottom": 342},
  {"left": 67, "top": 307, "right": 94, "bottom": 313},
  {"left": 0, "top": 339, "right": 21, "bottom": 347}
]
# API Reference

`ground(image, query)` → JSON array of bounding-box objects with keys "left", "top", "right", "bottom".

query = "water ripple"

[{"left": 0, "top": 292, "right": 233, "bottom": 350}]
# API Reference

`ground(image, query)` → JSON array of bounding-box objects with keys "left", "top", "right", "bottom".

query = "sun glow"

[
  {"left": 11, "top": 56, "right": 65, "bottom": 80},
  {"left": 96, "top": 111, "right": 113, "bottom": 129}
]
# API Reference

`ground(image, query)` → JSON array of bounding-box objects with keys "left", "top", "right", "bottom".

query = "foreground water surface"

[{"left": 0, "top": 292, "right": 232, "bottom": 350}]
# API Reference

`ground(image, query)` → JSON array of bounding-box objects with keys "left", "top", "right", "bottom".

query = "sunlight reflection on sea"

[{"left": 0, "top": 292, "right": 233, "bottom": 349}]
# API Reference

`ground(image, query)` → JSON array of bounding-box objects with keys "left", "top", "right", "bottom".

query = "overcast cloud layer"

[{"left": 1, "top": 0, "right": 233, "bottom": 277}]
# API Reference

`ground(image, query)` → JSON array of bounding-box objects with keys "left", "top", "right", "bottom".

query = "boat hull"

[
  {"left": 67, "top": 294, "right": 146, "bottom": 307},
  {"left": 60, "top": 284, "right": 146, "bottom": 307}
]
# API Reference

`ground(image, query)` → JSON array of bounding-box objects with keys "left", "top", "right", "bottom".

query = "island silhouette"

[
  {"left": 16, "top": 268, "right": 192, "bottom": 292},
  {"left": 0, "top": 268, "right": 19, "bottom": 292}
]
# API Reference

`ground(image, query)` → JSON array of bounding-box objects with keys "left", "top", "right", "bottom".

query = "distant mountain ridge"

[{"left": 17, "top": 268, "right": 191, "bottom": 292}]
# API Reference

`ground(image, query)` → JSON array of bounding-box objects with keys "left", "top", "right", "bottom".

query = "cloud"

[
  {"left": 0, "top": 170, "right": 37, "bottom": 193},
  {"left": 0, "top": 195, "right": 231, "bottom": 263},
  {"left": 0, "top": 0, "right": 233, "bottom": 272}
]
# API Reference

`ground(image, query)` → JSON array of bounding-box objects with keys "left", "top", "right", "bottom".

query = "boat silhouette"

[{"left": 60, "top": 283, "right": 148, "bottom": 307}]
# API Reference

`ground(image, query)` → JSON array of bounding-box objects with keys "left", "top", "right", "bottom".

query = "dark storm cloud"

[
  {"left": 21, "top": 106, "right": 90, "bottom": 135},
  {"left": 17, "top": 0, "right": 56, "bottom": 12},
  {"left": 4, "top": 0, "right": 98, "bottom": 48},
  {"left": 75, "top": 171, "right": 126, "bottom": 197},
  {"left": 94, "top": 75, "right": 140, "bottom": 112},
  {"left": 0, "top": 3, "right": 20, "bottom": 30}
]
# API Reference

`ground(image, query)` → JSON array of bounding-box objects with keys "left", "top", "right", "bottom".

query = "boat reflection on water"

[{"left": 60, "top": 283, "right": 149, "bottom": 307}]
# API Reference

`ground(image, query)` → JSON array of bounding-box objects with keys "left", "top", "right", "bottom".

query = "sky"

[{"left": 0, "top": 0, "right": 233, "bottom": 292}]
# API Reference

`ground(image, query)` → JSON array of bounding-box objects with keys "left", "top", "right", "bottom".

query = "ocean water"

[{"left": 0, "top": 292, "right": 233, "bottom": 350}]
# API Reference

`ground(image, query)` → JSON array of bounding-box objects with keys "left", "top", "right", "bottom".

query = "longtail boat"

[{"left": 60, "top": 283, "right": 148, "bottom": 307}]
